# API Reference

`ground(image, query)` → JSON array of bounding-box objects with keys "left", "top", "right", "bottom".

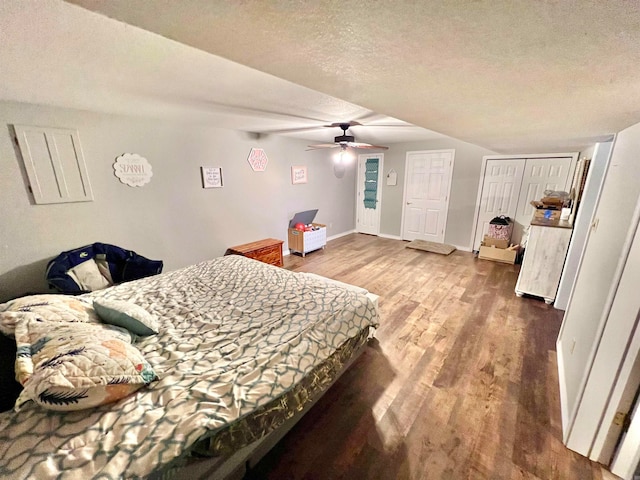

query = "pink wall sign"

[{"left": 247, "top": 148, "right": 268, "bottom": 172}]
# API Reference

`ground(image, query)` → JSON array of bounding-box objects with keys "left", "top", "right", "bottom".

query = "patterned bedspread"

[{"left": 0, "top": 255, "right": 378, "bottom": 479}]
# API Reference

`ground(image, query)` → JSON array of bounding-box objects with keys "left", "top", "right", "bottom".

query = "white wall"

[
  {"left": 0, "top": 101, "right": 357, "bottom": 302},
  {"left": 378, "top": 138, "right": 497, "bottom": 248}
]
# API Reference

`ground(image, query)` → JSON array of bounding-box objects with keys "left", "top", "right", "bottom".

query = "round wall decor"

[{"left": 113, "top": 153, "right": 153, "bottom": 187}]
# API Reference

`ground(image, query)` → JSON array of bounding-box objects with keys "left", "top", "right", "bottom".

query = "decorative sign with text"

[
  {"left": 247, "top": 148, "right": 268, "bottom": 172},
  {"left": 113, "top": 153, "right": 153, "bottom": 187},
  {"left": 291, "top": 165, "right": 308, "bottom": 184},
  {"left": 201, "top": 166, "right": 223, "bottom": 188}
]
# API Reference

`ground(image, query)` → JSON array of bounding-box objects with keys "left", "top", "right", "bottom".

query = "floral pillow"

[
  {"left": 13, "top": 318, "right": 157, "bottom": 412},
  {"left": 0, "top": 294, "right": 100, "bottom": 337}
]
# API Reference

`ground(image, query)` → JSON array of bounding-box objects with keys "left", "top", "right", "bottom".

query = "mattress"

[{"left": 0, "top": 255, "right": 378, "bottom": 479}]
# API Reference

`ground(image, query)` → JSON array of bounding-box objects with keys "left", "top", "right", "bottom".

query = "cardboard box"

[
  {"left": 483, "top": 235, "right": 509, "bottom": 249},
  {"left": 533, "top": 209, "right": 561, "bottom": 221},
  {"left": 540, "top": 196, "right": 564, "bottom": 206},
  {"left": 478, "top": 244, "right": 517, "bottom": 264}
]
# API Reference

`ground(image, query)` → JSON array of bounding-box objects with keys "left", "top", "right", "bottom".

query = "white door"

[
  {"left": 356, "top": 153, "right": 383, "bottom": 235},
  {"left": 599, "top": 206, "right": 640, "bottom": 479},
  {"left": 472, "top": 159, "right": 525, "bottom": 251},
  {"left": 557, "top": 123, "right": 640, "bottom": 463},
  {"left": 512, "top": 157, "right": 573, "bottom": 245},
  {"left": 612, "top": 393, "right": 640, "bottom": 480},
  {"left": 401, "top": 150, "right": 454, "bottom": 243}
]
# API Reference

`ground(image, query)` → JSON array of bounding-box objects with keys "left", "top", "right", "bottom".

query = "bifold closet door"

[
  {"left": 512, "top": 157, "right": 573, "bottom": 245},
  {"left": 473, "top": 157, "right": 574, "bottom": 250},
  {"left": 472, "top": 159, "right": 524, "bottom": 251}
]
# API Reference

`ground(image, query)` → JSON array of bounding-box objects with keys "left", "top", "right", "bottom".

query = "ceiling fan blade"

[
  {"left": 348, "top": 142, "right": 389, "bottom": 150},
  {"left": 263, "top": 125, "right": 330, "bottom": 135},
  {"left": 361, "top": 124, "right": 416, "bottom": 127},
  {"left": 357, "top": 145, "right": 390, "bottom": 150},
  {"left": 260, "top": 120, "right": 363, "bottom": 135},
  {"left": 306, "top": 143, "right": 342, "bottom": 150},
  {"left": 261, "top": 119, "right": 415, "bottom": 135},
  {"left": 342, "top": 112, "right": 415, "bottom": 128},
  {"left": 325, "top": 121, "right": 362, "bottom": 128},
  {"left": 178, "top": 98, "right": 330, "bottom": 124}
]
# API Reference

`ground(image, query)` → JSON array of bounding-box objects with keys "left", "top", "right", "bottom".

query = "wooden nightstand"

[{"left": 225, "top": 238, "right": 284, "bottom": 267}]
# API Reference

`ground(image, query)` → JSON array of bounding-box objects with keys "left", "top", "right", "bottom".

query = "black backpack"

[{"left": 490, "top": 215, "right": 511, "bottom": 225}]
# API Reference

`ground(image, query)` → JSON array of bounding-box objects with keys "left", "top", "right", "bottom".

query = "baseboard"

[
  {"left": 378, "top": 233, "right": 403, "bottom": 241},
  {"left": 327, "top": 229, "right": 356, "bottom": 242},
  {"left": 556, "top": 344, "right": 571, "bottom": 442},
  {"left": 453, "top": 244, "right": 472, "bottom": 252}
]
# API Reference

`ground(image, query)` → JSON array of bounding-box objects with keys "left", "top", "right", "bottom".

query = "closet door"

[
  {"left": 472, "top": 159, "right": 525, "bottom": 251},
  {"left": 512, "top": 157, "right": 573, "bottom": 245}
]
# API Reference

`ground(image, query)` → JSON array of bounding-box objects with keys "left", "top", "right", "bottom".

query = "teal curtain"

[{"left": 363, "top": 158, "right": 379, "bottom": 209}]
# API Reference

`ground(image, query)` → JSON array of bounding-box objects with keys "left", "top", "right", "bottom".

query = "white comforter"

[{"left": 0, "top": 255, "right": 378, "bottom": 479}]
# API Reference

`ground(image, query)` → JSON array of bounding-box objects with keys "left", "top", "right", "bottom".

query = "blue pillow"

[{"left": 93, "top": 299, "right": 158, "bottom": 336}]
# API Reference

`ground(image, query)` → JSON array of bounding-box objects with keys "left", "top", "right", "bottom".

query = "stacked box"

[
  {"left": 530, "top": 197, "right": 565, "bottom": 224},
  {"left": 483, "top": 236, "right": 509, "bottom": 249},
  {"left": 533, "top": 209, "right": 561, "bottom": 221},
  {"left": 479, "top": 229, "right": 517, "bottom": 264},
  {"left": 478, "top": 243, "right": 517, "bottom": 264}
]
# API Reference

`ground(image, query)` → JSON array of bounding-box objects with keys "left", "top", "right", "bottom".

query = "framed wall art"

[
  {"left": 201, "top": 166, "right": 223, "bottom": 188},
  {"left": 291, "top": 166, "right": 308, "bottom": 184}
]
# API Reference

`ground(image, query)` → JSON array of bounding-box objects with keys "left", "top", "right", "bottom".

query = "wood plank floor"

[{"left": 245, "top": 233, "right": 613, "bottom": 480}]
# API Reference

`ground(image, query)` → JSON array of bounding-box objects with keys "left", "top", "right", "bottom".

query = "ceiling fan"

[{"left": 306, "top": 121, "right": 389, "bottom": 151}]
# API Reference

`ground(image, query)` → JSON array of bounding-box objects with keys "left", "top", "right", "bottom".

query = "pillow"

[
  {"left": 66, "top": 258, "right": 112, "bottom": 292},
  {"left": 93, "top": 299, "right": 158, "bottom": 336},
  {"left": 0, "top": 294, "right": 101, "bottom": 337},
  {"left": 13, "top": 318, "right": 157, "bottom": 412}
]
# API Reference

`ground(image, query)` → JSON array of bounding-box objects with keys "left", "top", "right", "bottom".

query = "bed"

[{"left": 0, "top": 255, "right": 379, "bottom": 479}]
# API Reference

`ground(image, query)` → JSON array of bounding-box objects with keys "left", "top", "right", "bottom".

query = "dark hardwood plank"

[{"left": 246, "top": 234, "right": 610, "bottom": 480}]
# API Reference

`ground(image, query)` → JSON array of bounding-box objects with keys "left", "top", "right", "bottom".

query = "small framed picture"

[
  {"left": 291, "top": 165, "right": 308, "bottom": 184},
  {"left": 201, "top": 166, "right": 223, "bottom": 188}
]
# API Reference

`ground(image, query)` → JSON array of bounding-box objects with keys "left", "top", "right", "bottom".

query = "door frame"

[
  {"left": 355, "top": 153, "right": 384, "bottom": 235},
  {"left": 400, "top": 149, "right": 455, "bottom": 242},
  {"left": 611, "top": 365, "right": 640, "bottom": 479},
  {"left": 566, "top": 194, "right": 640, "bottom": 467},
  {"left": 470, "top": 152, "right": 579, "bottom": 250}
]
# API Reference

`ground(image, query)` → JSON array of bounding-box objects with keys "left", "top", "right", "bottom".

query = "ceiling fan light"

[{"left": 333, "top": 147, "right": 353, "bottom": 164}]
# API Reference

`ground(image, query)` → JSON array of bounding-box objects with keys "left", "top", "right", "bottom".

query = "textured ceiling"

[
  {"left": 0, "top": 0, "right": 444, "bottom": 146},
  {"left": 4, "top": 1, "right": 640, "bottom": 152},
  {"left": 65, "top": 0, "right": 640, "bottom": 153}
]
